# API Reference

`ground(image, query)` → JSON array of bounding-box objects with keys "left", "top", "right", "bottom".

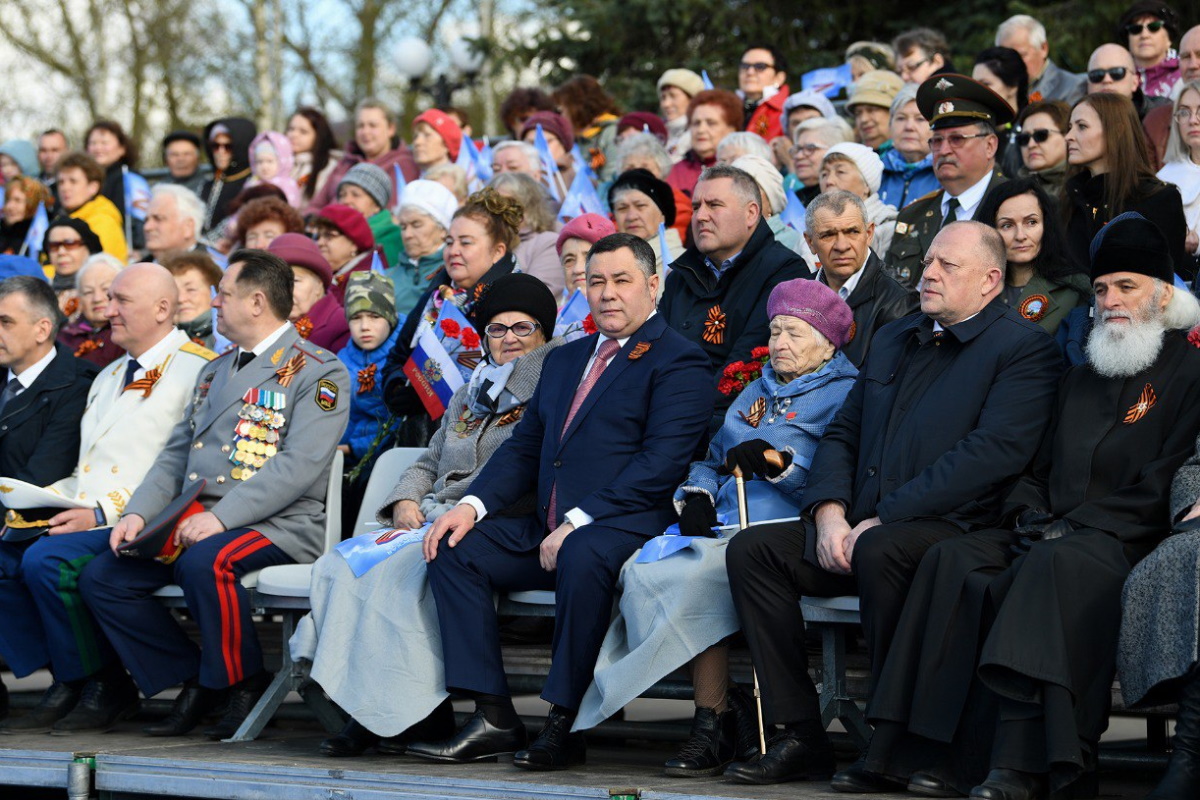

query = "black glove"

[
  {"left": 1013, "top": 507, "right": 1053, "bottom": 535},
  {"left": 1011, "top": 517, "right": 1074, "bottom": 556},
  {"left": 678, "top": 494, "right": 719, "bottom": 538},
  {"left": 720, "top": 439, "right": 792, "bottom": 480}
]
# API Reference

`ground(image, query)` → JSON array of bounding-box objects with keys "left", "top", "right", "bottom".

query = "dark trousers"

[
  {"left": 425, "top": 519, "right": 644, "bottom": 710},
  {"left": 79, "top": 529, "right": 292, "bottom": 696},
  {"left": 726, "top": 520, "right": 856, "bottom": 725},
  {"left": 0, "top": 529, "right": 113, "bottom": 681},
  {"left": 726, "top": 517, "right": 961, "bottom": 725},
  {"left": 851, "top": 518, "right": 963, "bottom": 688}
]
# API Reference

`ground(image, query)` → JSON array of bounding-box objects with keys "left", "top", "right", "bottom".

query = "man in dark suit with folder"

[{"left": 406, "top": 233, "right": 713, "bottom": 771}]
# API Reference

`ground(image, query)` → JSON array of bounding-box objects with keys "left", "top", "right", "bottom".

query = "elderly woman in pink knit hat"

[
  {"left": 554, "top": 212, "right": 617, "bottom": 305},
  {"left": 573, "top": 278, "right": 859, "bottom": 779}
]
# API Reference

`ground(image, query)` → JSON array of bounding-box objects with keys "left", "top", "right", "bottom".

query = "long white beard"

[{"left": 1085, "top": 312, "right": 1167, "bottom": 378}]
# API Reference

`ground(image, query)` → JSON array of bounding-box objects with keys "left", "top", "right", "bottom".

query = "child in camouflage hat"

[{"left": 337, "top": 271, "right": 401, "bottom": 465}]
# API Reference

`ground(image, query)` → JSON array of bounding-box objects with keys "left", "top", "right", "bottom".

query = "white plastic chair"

[{"left": 227, "top": 447, "right": 426, "bottom": 741}]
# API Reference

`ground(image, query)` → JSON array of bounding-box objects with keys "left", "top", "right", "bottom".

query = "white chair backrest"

[
  {"left": 322, "top": 449, "right": 344, "bottom": 553},
  {"left": 352, "top": 447, "right": 427, "bottom": 535}
]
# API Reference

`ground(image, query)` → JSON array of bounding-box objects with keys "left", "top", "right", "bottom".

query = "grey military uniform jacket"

[
  {"left": 883, "top": 171, "right": 1008, "bottom": 290},
  {"left": 123, "top": 326, "right": 351, "bottom": 563}
]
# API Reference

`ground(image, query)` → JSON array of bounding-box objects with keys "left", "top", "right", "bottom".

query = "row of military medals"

[{"left": 230, "top": 388, "right": 285, "bottom": 480}]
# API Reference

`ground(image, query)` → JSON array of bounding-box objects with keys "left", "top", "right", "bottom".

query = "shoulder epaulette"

[
  {"left": 902, "top": 190, "right": 941, "bottom": 211},
  {"left": 179, "top": 341, "right": 217, "bottom": 361},
  {"left": 292, "top": 340, "right": 333, "bottom": 364}
]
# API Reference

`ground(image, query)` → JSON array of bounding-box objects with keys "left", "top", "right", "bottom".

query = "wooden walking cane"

[{"left": 732, "top": 449, "right": 786, "bottom": 757}]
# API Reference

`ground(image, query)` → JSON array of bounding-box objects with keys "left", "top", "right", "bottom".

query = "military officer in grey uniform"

[
  {"left": 884, "top": 74, "right": 1014, "bottom": 290},
  {"left": 78, "top": 249, "right": 350, "bottom": 739}
]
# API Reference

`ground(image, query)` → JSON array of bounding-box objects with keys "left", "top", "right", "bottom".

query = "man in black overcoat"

[
  {"left": 844, "top": 214, "right": 1200, "bottom": 800},
  {"left": 723, "top": 220, "right": 1062, "bottom": 785}
]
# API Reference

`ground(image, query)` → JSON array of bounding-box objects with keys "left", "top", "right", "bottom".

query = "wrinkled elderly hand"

[
  {"left": 393, "top": 500, "right": 426, "bottom": 531},
  {"left": 1011, "top": 517, "right": 1074, "bottom": 556}
]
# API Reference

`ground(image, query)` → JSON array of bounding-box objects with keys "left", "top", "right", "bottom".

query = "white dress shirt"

[
  {"left": 234, "top": 322, "right": 294, "bottom": 371},
  {"left": 5, "top": 346, "right": 57, "bottom": 398},
  {"left": 940, "top": 172, "right": 993, "bottom": 224}
]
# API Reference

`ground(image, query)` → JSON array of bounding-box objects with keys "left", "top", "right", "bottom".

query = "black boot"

[
  {"left": 51, "top": 671, "right": 139, "bottom": 734},
  {"left": 664, "top": 706, "right": 736, "bottom": 777},
  {"left": 512, "top": 706, "right": 586, "bottom": 771},
  {"left": 377, "top": 698, "right": 458, "bottom": 756},
  {"left": 320, "top": 718, "right": 380, "bottom": 757},
  {"left": 1, "top": 681, "right": 82, "bottom": 734},
  {"left": 202, "top": 670, "right": 271, "bottom": 741},
  {"left": 726, "top": 684, "right": 768, "bottom": 761},
  {"left": 1148, "top": 670, "right": 1200, "bottom": 800},
  {"left": 143, "top": 680, "right": 226, "bottom": 737}
]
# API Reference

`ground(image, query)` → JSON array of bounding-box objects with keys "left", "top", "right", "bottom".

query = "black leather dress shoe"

[
  {"left": 969, "top": 768, "right": 1048, "bottom": 800},
  {"left": 143, "top": 682, "right": 225, "bottom": 737},
  {"left": 1, "top": 681, "right": 81, "bottom": 734},
  {"left": 406, "top": 710, "right": 527, "bottom": 763},
  {"left": 909, "top": 767, "right": 966, "bottom": 797},
  {"left": 512, "top": 707, "right": 586, "bottom": 771},
  {"left": 51, "top": 675, "right": 139, "bottom": 734},
  {"left": 376, "top": 699, "right": 458, "bottom": 756},
  {"left": 320, "top": 718, "right": 380, "bottom": 757},
  {"left": 830, "top": 758, "right": 909, "bottom": 793},
  {"left": 202, "top": 670, "right": 271, "bottom": 741},
  {"left": 664, "top": 706, "right": 735, "bottom": 777},
  {"left": 723, "top": 732, "right": 836, "bottom": 784}
]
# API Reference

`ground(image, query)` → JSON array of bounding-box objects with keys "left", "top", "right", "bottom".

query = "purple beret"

[
  {"left": 268, "top": 233, "right": 333, "bottom": 289},
  {"left": 766, "top": 278, "right": 854, "bottom": 349}
]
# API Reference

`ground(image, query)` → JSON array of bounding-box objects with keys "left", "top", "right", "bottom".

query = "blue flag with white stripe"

[
  {"left": 392, "top": 163, "right": 408, "bottom": 213},
  {"left": 21, "top": 202, "right": 48, "bottom": 259},
  {"left": 558, "top": 168, "right": 604, "bottom": 222},
  {"left": 702, "top": 70, "right": 715, "bottom": 90},
  {"left": 123, "top": 167, "right": 151, "bottom": 222},
  {"left": 780, "top": 188, "right": 806, "bottom": 231},
  {"left": 533, "top": 124, "right": 564, "bottom": 202}
]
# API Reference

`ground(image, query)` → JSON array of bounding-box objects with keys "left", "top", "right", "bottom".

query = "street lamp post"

[{"left": 394, "top": 35, "right": 485, "bottom": 107}]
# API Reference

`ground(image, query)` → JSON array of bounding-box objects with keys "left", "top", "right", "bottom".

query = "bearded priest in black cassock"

[{"left": 833, "top": 214, "right": 1200, "bottom": 800}]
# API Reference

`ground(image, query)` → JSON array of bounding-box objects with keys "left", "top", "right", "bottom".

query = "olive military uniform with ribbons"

[
  {"left": 883, "top": 74, "right": 1015, "bottom": 290},
  {"left": 76, "top": 326, "right": 350, "bottom": 695}
]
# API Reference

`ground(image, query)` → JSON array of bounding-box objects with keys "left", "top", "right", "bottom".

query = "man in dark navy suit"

[{"left": 407, "top": 233, "right": 714, "bottom": 770}]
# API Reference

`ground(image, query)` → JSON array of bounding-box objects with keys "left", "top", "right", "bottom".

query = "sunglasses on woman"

[
  {"left": 484, "top": 321, "right": 541, "bottom": 338},
  {"left": 1014, "top": 128, "right": 1061, "bottom": 147},
  {"left": 1125, "top": 20, "right": 1166, "bottom": 35},
  {"left": 1087, "top": 67, "right": 1129, "bottom": 83}
]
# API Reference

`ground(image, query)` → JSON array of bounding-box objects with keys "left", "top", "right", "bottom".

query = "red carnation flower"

[
  {"left": 582, "top": 314, "right": 597, "bottom": 335},
  {"left": 1189, "top": 324, "right": 1200, "bottom": 348},
  {"left": 750, "top": 346, "right": 770, "bottom": 360},
  {"left": 440, "top": 319, "right": 462, "bottom": 338},
  {"left": 461, "top": 328, "right": 481, "bottom": 349}
]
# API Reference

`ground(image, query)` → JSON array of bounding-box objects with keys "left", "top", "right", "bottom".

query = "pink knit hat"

[
  {"left": 555, "top": 213, "right": 617, "bottom": 256},
  {"left": 766, "top": 278, "right": 854, "bottom": 349}
]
